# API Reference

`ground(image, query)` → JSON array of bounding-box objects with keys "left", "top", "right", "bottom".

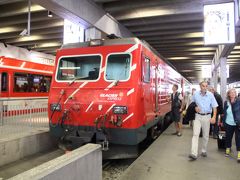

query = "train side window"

[
  {"left": 143, "top": 57, "right": 150, "bottom": 83},
  {"left": 1, "top": 72, "right": 8, "bottom": 92},
  {"left": 14, "top": 73, "right": 52, "bottom": 93},
  {"left": 14, "top": 73, "right": 28, "bottom": 92},
  {"left": 105, "top": 54, "right": 131, "bottom": 81}
]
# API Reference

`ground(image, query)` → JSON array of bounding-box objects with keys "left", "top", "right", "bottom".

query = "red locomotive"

[
  {"left": 48, "top": 38, "right": 190, "bottom": 158},
  {"left": 0, "top": 56, "right": 53, "bottom": 109}
]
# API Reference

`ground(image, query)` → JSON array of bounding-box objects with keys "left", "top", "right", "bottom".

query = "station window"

[
  {"left": 143, "top": 57, "right": 150, "bottom": 83},
  {"left": 105, "top": 54, "right": 131, "bottom": 81},
  {"left": 14, "top": 73, "right": 51, "bottom": 93},
  {"left": 57, "top": 55, "right": 101, "bottom": 81},
  {"left": 1, "top": 72, "right": 8, "bottom": 92}
]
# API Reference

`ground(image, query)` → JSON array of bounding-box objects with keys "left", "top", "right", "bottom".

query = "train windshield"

[
  {"left": 105, "top": 54, "right": 131, "bottom": 81},
  {"left": 57, "top": 55, "right": 101, "bottom": 81}
]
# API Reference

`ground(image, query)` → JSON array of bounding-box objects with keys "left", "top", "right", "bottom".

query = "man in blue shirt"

[{"left": 189, "top": 81, "right": 218, "bottom": 160}]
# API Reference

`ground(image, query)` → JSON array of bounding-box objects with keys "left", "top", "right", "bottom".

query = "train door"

[
  {"left": 155, "top": 62, "right": 160, "bottom": 113},
  {"left": 142, "top": 56, "right": 151, "bottom": 123}
]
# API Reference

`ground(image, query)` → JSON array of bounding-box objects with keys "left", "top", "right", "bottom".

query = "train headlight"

[
  {"left": 50, "top": 103, "right": 61, "bottom": 111},
  {"left": 112, "top": 106, "right": 128, "bottom": 114}
]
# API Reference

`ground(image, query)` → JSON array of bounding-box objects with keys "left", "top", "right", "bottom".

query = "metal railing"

[{"left": 0, "top": 98, "right": 49, "bottom": 139}]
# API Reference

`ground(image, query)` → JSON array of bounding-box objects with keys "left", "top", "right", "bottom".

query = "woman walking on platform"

[{"left": 221, "top": 88, "right": 240, "bottom": 162}]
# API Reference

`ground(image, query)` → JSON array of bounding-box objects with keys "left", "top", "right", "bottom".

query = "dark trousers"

[{"left": 225, "top": 123, "right": 240, "bottom": 151}]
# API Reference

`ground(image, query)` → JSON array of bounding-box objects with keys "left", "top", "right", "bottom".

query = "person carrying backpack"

[{"left": 170, "top": 84, "right": 184, "bottom": 137}]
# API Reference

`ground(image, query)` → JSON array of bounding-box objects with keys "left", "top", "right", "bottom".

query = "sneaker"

[
  {"left": 225, "top": 148, "right": 230, "bottom": 157},
  {"left": 188, "top": 154, "right": 197, "bottom": 160},
  {"left": 201, "top": 152, "right": 207, "bottom": 157},
  {"left": 237, "top": 151, "right": 240, "bottom": 163},
  {"left": 177, "top": 132, "right": 182, "bottom": 137}
]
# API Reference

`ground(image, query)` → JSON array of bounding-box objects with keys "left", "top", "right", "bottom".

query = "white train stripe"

[
  {"left": 85, "top": 101, "right": 94, "bottom": 112},
  {"left": 125, "top": 44, "right": 139, "bottom": 53},
  {"left": 64, "top": 81, "right": 88, "bottom": 104},
  {"left": 0, "top": 64, "right": 53, "bottom": 74},
  {"left": 106, "top": 104, "right": 116, "bottom": 113},
  {"left": 127, "top": 88, "right": 135, "bottom": 96},
  {"left": 100, "top": 66, "right": 105, "bottom": 73},
  {"left": 123, "top": 113, "right": 134, "bottom": 123},
  {"left": 104, "top": 81, "right": 115, "bottom": 91},
  {"left": 131, "top": 64, "right": 137, "bottom": 71},
  {"left": 20, "top": 62, "right": 26, "bottom": 68},
  {"left": 80, "top": 81, "right": 88, "bottom": 88}
]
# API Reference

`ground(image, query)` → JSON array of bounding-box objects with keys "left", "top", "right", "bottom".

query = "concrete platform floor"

[{"left": 120, "top": 124, "right": 240, "bottom": 180}]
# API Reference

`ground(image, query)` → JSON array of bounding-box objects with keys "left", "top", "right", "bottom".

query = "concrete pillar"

[
  {"left": 212, "top": 68, "right": 218, "bottom": 90},
  {"left": 85, "top": 27, "right": 102, "bottom": 41},
  {"left": 220, "top": 57, "right": 227, "bottom": 102}
]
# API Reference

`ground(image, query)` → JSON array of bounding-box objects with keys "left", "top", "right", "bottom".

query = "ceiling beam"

[
  {"left": 32, "top": 0, "right": 132, "bottom": 37},
  {"left": 0, "top": 11, "right": 61, "bottom": 27}
]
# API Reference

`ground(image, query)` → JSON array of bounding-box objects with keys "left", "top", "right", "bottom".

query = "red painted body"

[
  {"left": 48, "top": 38, "right": 191, "bottom": 148},
  {"left": 0, "top": 56, "right": 53, "bottom": 99}
]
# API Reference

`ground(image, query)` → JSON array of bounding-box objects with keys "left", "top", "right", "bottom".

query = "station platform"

[{"left": 120, "top": 124, "right": 240, "bottom": 180}]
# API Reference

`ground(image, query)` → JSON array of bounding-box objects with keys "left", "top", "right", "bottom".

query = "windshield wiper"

[
  {"left": 68, "top": 77, "right": 82, "bottom": 86},
  {"left": 114, "top": 80, "right": 119, "bottom": 86}
]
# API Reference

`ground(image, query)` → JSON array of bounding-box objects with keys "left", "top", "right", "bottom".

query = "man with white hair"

[{"left": 189, "top": 81, "right": 218, "bottom": 160}]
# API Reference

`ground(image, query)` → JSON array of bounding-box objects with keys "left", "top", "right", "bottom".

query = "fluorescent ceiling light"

[
  {"left": 233, "top": 45, "right": 240, "bottom": 50},
  {"left": 228, "top": 55, "right": 240, "bottom": 58},
  {"left": 180, "top": 70, "right": 195, "bottom": 72},
  {"left": 230, "top": 51, "right": 240, "bottom": 54},
  {"left": 19, "top": 35, "right": 42, "bottom": 41},
  {"left": 168, "top": 57, "right": 191, "bottom": 60},
  {"left": 0, "top": 27, "right": 18, "bottom": 34},
  {"left": 190, "top": 52, "right": 215, "bottom": 55},
  {"left": 188, "top": 47, "right": 216, "bottom": 51},
  {"left": 37, "top": 42, "right": 61, "bottom": 48},
  {"left": 186, "top": 41, "right": 204, "bottom": 45},
  {"left": 181, "top": 32, "right": 203, "bottom": 38}
]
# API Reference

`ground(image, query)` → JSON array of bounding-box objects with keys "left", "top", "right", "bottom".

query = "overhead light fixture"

[
  {"left": 19, "top": 28, "right": 28, "bottom": 36},
  {"left": 20, "top": 0, "right": 31, "bottom": 36},
  {"left": 48, "top": 11, "right": 53, "bottom": 17}
]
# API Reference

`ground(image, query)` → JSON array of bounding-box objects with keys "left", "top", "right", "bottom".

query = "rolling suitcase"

[{"left": 217, "top": 124, "right": 225, "bottom": 150}]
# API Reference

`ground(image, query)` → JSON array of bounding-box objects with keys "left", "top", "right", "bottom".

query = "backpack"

[
  {"left": 171, "top": 92, "right": 181, "bottom": 108},
  {"left": 231, "top": 99, "right": 240, "bottom": 126}
]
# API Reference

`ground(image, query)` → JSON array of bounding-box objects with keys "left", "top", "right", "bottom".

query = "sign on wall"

[
  {"left": 63, "top": 19, "right": 84, "bottom": 44},
  {"left": 201, "top": 65, "right": 212, "bottom": 78},
  {"left": 204, "top": 2, "right": 235, "bottom": 45}
]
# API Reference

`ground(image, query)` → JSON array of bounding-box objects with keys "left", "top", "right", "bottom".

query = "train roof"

[
  {"left": 61, "top": 38, "right": 178, "bottom": 71},
  {"left": 61, "top": 38, "right": 141, "bottom": 49},
  {"left": 0, "top": 56, "right": 53, "bottom": 74}
]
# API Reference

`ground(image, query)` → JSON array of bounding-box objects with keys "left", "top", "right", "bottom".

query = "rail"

[{"left": 0, "top": 98, "right": 49, "bottom": 139}]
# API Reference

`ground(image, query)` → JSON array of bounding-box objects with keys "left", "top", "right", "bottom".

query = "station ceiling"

[{"left": 0, "top": 0, "right": 239, "bottom": 84}]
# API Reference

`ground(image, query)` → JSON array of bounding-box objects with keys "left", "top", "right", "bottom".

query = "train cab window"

[
  {"left": 143, "top": 57, "right": 150, "bottom": 83},
  {"left": 57, "top": 55, "right": 101, "bottom": 81},
  {"left": 1, "top": 72, "right": 8, "bottom": 92},
  {"left": 105, "top": 54, "right": 131, "bottom": 81}
]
